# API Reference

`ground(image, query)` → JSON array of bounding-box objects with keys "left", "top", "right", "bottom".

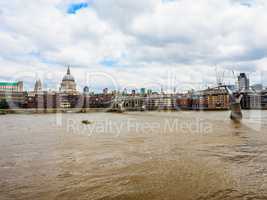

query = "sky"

[{"left": 0, "top": 0, "right": 267, "bottom": 92}]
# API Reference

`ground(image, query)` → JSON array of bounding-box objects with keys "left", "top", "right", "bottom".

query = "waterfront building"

[
  {"left": 121, "top": 96, "right": 144, "bottom": 111},
  {"left": 56, "top": 92, "right": 83, "bottom": 109},
  {"left": 24, "top": 79, "right": 44, "bottom": 110},
  {"left": 0, "top": 81, "right": 25, "bottom": 108},
  {"left": 82, "top": 86, "right": 90, "bottom": 109},
  {"left": 205, "top": 88, "right": 229, "bottom": 110},
  {"left": 145, "top": 96, "right": 157, "bottom": 110},
  {"left": 58, "top": 66, "right": 80, "bottom": 109},
  {"left": 34, "top": 79, "right": 42, "bottom": 93},
  {"left": 88, "top": 94, "right": 113, "bottom": 108},
  {"left": 0, "top": 91, "right": 26, "bottom": 108},
  {"left": 151, "top": 94, "right": 175, "bottom": 110},
  {"left": 59, "top": 96, "right": 71, "bottom": 108},
  {"left": 176, "top": 94, "right": 192, "bottom": 110},
  {"left": 249, "top": 94, "right": 262, "bottom": 109},
  {"left": 60, "top": 66, "right": 77, "bottom": 94},
  {"left": 238, "top": 73, "right": 250, "bottom": 91},
  {"left": 0, "top": 92, "right": 26, "bottom": 108},
  {"left": 0, "top": 81, "right": 23, "bottom": 92},
  {"left": 25, "top": 91, "right": 56, "bottom": 110},
  {"left": 190, "top": 94, "right": 199, "bottom": 110},
  {"left": 177, "top": 88, "right": 230, "bottom": 110},
  {"left": 241, "top": 92, "right": 262, "bottom": 109},
  {"left": 199, "top": 93, "right": 208, "bottom": 109},
  {"left": 261, "top": 90, "right": 267, "bottom": 109}
]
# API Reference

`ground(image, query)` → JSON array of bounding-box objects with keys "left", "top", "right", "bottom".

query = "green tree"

[{"left": 0, "top": 99, "right": 10, "bottom": 109}]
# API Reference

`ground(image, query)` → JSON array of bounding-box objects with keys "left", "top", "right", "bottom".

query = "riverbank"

[
  {"left": 1, "top": 107, "right": 267, "bottom": 115},
  {"left": 0, "top": 108, "right": 108, "bottom": 115}
]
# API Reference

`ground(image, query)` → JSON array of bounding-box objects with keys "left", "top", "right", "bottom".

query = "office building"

[
  {"left": 238, "top": 73, "right": 250, "bottom": 91},
  {"left": 0, "top": 81, "right": 23, "bottom": 92}
]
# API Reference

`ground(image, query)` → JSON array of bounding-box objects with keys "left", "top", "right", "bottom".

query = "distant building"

[
  {"left": 226, "top": 85, "right": 236, "bottom": 91},
  {"left": 251, "top": 84, "right": 263, "bottom": 92},
  {"left": 241, "top": 92, "right": 262, "bottom": 109},
  {"left": 60, "top": 66, "right": 77, "bottom": 94},
  {"left": 0, "top": 91, "right": 26, "bottom": 108},
  {"left": 261, "top": 90, "right": 267, "bottom": 109},
  {"left": 160, "top": 87, "right": 164, "bottom": 94},
  {"left": 176, "top": 88, "right": 230, "bottom": 110},
  {"left": 83, "top": 86, "right": 89, "bottom": 94},
  {"left": 0, "top": 81, "right": 23, "bottom": 92},
  {"left": 147, "top": 89, "right": 152, "bottom": 95},
  {"left": 238, "top": 73, "right": 250, "bottom": 91},
  {"left": 103, "top": 88, "right": 108, "bottom": 95},
  {"left": 111, "top": 90, "right": 117, "bottom": 95},
  {"left": 140, "top": 88, "right": 146, "bottom": 96},
  {"left": 82, "top": 87, "right": 90, "bottom": 109},
  {"left": 57, "top": 66, "right": 80, "bottom": 109},
  {"left": 203, "top": 88, "right": 229, "bottom": 110},
  {"left": 177, "top": 94, "right": 192, "bottom": 110},
  {"left": 0, "top": 81, "right": 25, "bottom": 108},
  {"left": 34, "top": 79, "right": 42, "bottom": 93},
  {"left": 122, "top": 88, "right": 127, "bottom": 96}
]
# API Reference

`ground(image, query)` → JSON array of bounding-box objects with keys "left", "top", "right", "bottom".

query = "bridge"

[
  {"left": 108, "top": 95, "right": 177, "bottom": 112},
  {"left": 107, "top": 85, "right": 244, "bottom": 121}
]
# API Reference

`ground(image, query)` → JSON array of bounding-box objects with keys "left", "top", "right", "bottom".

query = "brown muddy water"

[{"left": 0, "top": 111, "right": 267, "bottom": 200}]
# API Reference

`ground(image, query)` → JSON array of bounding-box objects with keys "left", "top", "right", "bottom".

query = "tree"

[{"left": 0, "top": 99, "right": 10, "bottom": 109}]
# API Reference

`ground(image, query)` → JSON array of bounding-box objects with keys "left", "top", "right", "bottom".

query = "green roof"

[{"left": 0, "top": 82, "right": 19, "bottom": 86}]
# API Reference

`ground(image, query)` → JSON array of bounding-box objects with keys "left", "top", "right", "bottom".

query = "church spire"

[{"left": 67, "top": 65, "right": 70, "bottom": 75}]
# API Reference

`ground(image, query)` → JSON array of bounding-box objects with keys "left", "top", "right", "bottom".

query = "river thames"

[{"left": 1, "top": 111, "right": 267, "bottom": 200}]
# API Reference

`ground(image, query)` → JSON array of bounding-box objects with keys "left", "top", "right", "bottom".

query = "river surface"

[{"left": 1, "top": 111, "right": 267, "bottom": 200}]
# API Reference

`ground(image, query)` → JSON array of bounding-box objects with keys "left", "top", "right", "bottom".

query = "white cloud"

[{"left": 0, "top": 0, "right": 267, "bottom": 91}]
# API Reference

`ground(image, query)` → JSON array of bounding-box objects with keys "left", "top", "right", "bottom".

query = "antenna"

[
  {"left": 215, "top": 66, "right": 225, "bottom": 86},
  {"left": 173, "top": 74, "right": 177, "bottom": 94},
  {"left": 232, "top": 70, "right": 236, "bottom": 79},
  {"left": 232, "top": 70, "right": 239, "bottom": 91}
]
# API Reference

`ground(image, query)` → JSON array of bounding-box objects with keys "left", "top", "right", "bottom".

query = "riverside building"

[
  {"left": 0, "top": 81, "right": 25, "bottom": 108},
  {"left": 60, "top": 66, "right": 77, "bottom": 94},
  {"left": 0, "top": 81, "right": 23, "bottom": 92}
]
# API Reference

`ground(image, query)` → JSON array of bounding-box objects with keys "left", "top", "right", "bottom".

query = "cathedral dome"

[
  {"left": 62, "top": 74, "right": 75, "bottom": 82},
  {"left": 62, "top": 67, "right": 75, "bottom": 82},
  {"left": 60, "top": 66, "right": 77, "bottom": 93}
]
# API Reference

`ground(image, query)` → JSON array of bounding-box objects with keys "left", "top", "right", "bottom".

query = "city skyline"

[
  {"left": 0, "top": 65, "right": 266, "bottom": 93},
  {"left": 2, "top": 2, "right": 267, "bottom": 200},
  {"left": 1, "top": 0, "right": 267, "bottom": 91}
]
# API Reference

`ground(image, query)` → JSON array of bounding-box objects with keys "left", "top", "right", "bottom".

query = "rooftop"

[{"left": 0, "top": 82, "right": 19, "bottom": 86}]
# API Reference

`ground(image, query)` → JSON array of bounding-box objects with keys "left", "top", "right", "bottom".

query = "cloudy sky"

[{"left": 0, "top": 0, "right": 267, "bottom": 92}]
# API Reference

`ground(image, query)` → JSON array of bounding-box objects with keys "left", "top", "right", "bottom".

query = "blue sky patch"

[
  {"left": 161, "top": 0, "right": 176, "bottom": 3},
  {"left": 100, "top": 58, "right": 119, "bottom": 67},
  {"left": 67, "top": 2, "right": 89, "bottom": 14}
]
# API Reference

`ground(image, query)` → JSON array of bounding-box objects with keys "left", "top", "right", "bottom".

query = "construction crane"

[{"left": 215, "top": 67, "right": 225, "bottom": 87}]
